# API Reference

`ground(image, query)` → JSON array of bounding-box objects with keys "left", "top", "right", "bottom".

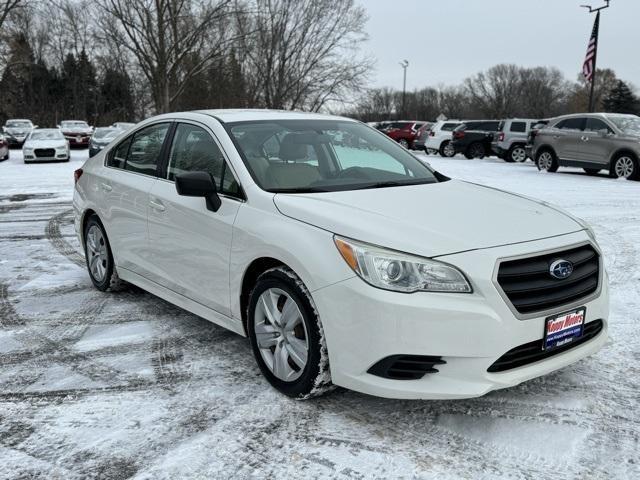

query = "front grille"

[
  {"left": 487, "top": 319, "right": 603, "bottom": 372},
  {"left": 367, "top": 355, "right": 446, "bottom": 380},
  {"left": 34, "top": 148, "right": 55, "bottom": 158},
  {"left": 497, "top": 244, "right": 599, "bottom": 315}
]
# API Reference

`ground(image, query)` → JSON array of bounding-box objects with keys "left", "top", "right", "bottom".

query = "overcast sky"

[{"left": 363, "top": 0, "right": 639, "bottom": 90}]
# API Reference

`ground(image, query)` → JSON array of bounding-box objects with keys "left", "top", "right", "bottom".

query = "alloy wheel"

[
  {"left": 469, "top": 144, "right": 485, "bottom": 158},
  {"left": 254, "top": 288, "right": 309, "bottom": 382},
  {"left": 511, "top": 147, "right": 527, "bottom": 162},
  {"left": 538, "top": 152, "right": 553, "bottom": 171},
  {"left": 614, "top": 156, "right": 635, "bottom": 179},
  {"left": 443, "top": 142, "right": 455, "bottom": 157},
  {"left": 86, "top": 225, "right": 108, "bottom": 282}
]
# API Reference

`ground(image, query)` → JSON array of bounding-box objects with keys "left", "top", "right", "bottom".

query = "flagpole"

[
  {"left": 588, "top": 13, "right": 600, "bottom": 112},
  {"left": 581, "top": 1, "right": 611, "bottom": 113}
]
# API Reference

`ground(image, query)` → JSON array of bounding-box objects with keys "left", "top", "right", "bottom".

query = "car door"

[
  {"left": 146, "top": 121, "right": 243, "bottom": 317},
  {"left": 581, "top": 118, "right": 616, "bottom": 166},
  {"left": 552, "top": 118, "right": 586, "bottom": 161},
  {"left": 101, "top": 122, "right": 170, "bottom": 276}
]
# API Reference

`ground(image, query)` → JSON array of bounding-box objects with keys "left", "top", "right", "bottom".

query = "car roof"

[
  {"left": 32, "top": 128, "right": 61, "bottom": 133},
  {"left": 61, "top": 120, "right": 88, "bottom": 123},
  {"left": 6, "top": 119, "right": 32, "bottom": 123},
  {"left": 194, "top": 109, "right": 356, "bottom": 123}
]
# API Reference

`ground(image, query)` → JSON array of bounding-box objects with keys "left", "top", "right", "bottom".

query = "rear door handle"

[
  {"left": 100, "top": 183, "right": 112, "bottom": 192},
  {"left": 149, "top": 199, "right": 165, "bottom": 212}
]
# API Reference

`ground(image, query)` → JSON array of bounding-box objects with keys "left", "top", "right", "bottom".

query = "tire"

[
  {"left": 535, "top": 149, "right": 558, "bottom": 172},
  {"left": 584, "top": 168, "right": 601, "bottom": 176},
  {"left": 425, "top": 148, "right": 438, "bottom": 155},
  {"left": 507, "top": 145, "right": 527, "bottom": 163},
  {"left": 247, "top": 266, "right": 332, "bottom": 399},
  {"left": 398, "top": 138, "right": 409, "bottom": 149},
  {"left": 610, "top": 153, "right": 638, "bottom": 180},
  {"left": 83, "top": 215, "right": 123, "bottom": 291},
  {"left": 439, "top": 141, "right": 455, "bottom": 158},
  {"left": 465, "top": 142, "right": 485, "bottom": 159}
]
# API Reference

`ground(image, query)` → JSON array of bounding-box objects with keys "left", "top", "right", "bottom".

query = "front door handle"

[
  {"left": 100, "top": 183, "right": 112, "bottom": 192},
  {"left": 149, "top": 200, "right": 165, "bottom": 212},
  {"left": 581, "top": 136, "right": 590, "bottom": 142}
]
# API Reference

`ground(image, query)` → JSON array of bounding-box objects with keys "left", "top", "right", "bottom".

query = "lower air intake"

[{"left": 368, "top": 355, "right": 446, "bottom": 380}]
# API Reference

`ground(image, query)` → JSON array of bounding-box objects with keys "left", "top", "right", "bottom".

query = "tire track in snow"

[{"left": 45, "top": 208, "right": 84, "bottom": 267}]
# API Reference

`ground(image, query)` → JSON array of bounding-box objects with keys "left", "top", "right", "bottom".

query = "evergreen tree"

[
  {"left": 603, "top": 80, "right": 639, "bottom": 114},
  {"left": 99, "top": 68, "right": 135, "bottom": 124}
]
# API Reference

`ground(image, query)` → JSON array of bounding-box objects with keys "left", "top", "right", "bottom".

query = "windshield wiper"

[
  {"left": 349, "top": 179, "right": 433, "bottom": 190},
  {"left": 269, "top": 187, "right": 331, "bottom": 193}
]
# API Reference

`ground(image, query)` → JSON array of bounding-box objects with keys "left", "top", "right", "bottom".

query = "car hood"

[
  {"left": 24, "top": 139, "right": 67, "bottom": 149},
  {"left": 273, "top": 180, "right": 584, "bottom": 258},
  {"left": 62, "top": 128, "right": 92, "bottom": 134},
  {"left": 6, "top": 128, "right": 29, "bottom": 135}
]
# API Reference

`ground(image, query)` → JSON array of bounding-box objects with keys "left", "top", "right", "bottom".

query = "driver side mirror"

[{"left": 175, "top": 171, "right": 221, "bottom": 212}]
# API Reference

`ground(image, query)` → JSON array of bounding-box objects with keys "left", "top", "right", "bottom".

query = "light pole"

[
  {"left": 581, "top": 0, "right": 610, "bottom": 112},
  {"left": 399, "top": 60, "right": 409, "bottom": 119}
]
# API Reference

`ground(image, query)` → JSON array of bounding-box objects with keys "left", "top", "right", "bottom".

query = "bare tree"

[
  {"left": 95, "top": 0, "right": 233, "bottom": 113},
  {"left": 0, "top": 0, "right": 22, "bottom": 31},
  {"left": 236, "top": 0, "right": 372, "bottom": 111},
  {"left": 464, "top": 64, "right": 523, "bottom": 118}
]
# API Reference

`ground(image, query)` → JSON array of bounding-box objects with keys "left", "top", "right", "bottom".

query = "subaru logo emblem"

[{"left": 549, "top": 259, "right": 574, "bottom": 279}]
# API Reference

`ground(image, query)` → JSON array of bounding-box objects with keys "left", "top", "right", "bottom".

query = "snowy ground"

[{"left": 0, "top": 148, "right": 638, "bottom": 479}]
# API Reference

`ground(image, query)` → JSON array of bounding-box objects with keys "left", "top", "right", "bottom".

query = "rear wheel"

[
  {"left": 247, "top": 266, "right": 332, "bottom": 399},
  {"left": 439, "top": 141, "right": 455, "bottom": 157},
  {"left": 398, "top": 138, "right": 409, "bottom": 149},
  {"left": 536, "top": 149, "right": 558, "bottom": 172},
  {"left": 583, "top": 168, "right": 601, "bottom": 176},
  {"left": 507, "top": 145, "right": 527, "bottom": 163},
  {"left": 83, "top": 215, "right": 123, "bottom": 291},
  {"left": 465, "top": 142, "right": 485, "bottom": 159},
  {"left": 610, "top": 154, "right": 638, "bottom": 180}
]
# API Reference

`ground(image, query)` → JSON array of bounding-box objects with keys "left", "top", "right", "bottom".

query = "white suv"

[
  {"left": 74, "top": 110, "right": 608, "bottom": 399},
  {"left": 423, "top": 120, "right": 460, "bottom": 157}
]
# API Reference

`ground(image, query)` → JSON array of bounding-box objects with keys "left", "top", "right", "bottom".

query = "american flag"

[{"left": 582, "top": 12, "right": 600, "bottom": 83}]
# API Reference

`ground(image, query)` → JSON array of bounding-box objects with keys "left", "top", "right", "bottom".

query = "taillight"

[
  {"left": 74, "top": 168, "right": 83, "bottom": 184},
  {"left": 497, "top": 132, "right": 505, "bottom": 141},
  {"left": 453, "top": 131, "right": 465, "bottom": 140}
]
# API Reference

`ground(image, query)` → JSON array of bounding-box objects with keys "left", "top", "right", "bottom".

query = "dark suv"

[{"left": 451, "top": 120, "right": 501, "bottom": 158}]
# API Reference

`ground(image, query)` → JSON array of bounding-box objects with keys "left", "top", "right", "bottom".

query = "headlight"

[
  {"left": 334, "top": 236, "right": 472, "bottom": 293},
  {"left": 23, "top": 147, "right": 33, "bottom": 153}
]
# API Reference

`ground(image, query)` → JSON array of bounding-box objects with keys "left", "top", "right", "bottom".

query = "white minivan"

[{"left": 73, "top": 110, "right": 608, "bottom": 399}]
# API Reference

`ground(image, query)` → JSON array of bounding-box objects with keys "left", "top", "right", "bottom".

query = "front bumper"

[
  {"left": 6, "top": 136, "right": 26, "bottom": 147},
  {"left": 64, "top": 135, "right": 91, "bottom": 147},
  {"left": 24, "top": 152, "right": 69, "bottom": 162},
  {"left": 312, "top": 231, "right": 609, "bottom": 399}
]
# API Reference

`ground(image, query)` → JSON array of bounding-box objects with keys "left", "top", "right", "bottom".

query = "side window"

[
  {"left": 510, "top": 122, "right": 527, "bottom": 133},
  {"left": 442, "top": 123, "right": 458, "bottom": 131},
  {"left": 124, "top": 123, "right": 169, "bottom": 175},
  {"left": 108, "top": 137, "right": 131, "bottom": 169},
  {"left": 167, "top": 123, "right": 240, "bottom": 196},
  {"left": 556, "top": 118, "right": 585, "bottom": 131},
  {"left": 585, "top": 118, "right": 613, "bottom": 133}
]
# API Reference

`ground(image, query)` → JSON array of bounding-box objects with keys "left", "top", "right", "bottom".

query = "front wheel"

[
  {"left": 398, "top": 138, "right": 409, "bottom": 149},
  {"left": 507, "top": 145, "right": 527, "bottom": 163},
  {"left": 610, "top": 154, "right": 638, "bottom": 180},
  {"left": 83, "top": 215, "right": 123, "bottom": 291},
  {"left": 247, "top": 266, "right": 332, "bottom": 399},
  {"left": 536, "top": 150, "right": 558, "bottom": 172}
]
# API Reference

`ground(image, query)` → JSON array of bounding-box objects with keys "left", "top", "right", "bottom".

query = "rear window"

[
  {"left": 555, "top": 118, "right": 585, "bottom": 131},
  {"left": 510, "top": 122, "right": 527, "bottom": 133}
]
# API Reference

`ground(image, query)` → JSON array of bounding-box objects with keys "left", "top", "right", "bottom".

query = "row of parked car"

[
  {"left": 0, "top": 119, "right": 136, "bottom": 163},
  {"left": 372, "top": 113, "right": 640, "bottom": 180}
]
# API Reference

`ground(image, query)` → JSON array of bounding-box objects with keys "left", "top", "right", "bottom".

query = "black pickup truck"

[{"left": 450, "top": 120, "right": 501, "bottom": 159}]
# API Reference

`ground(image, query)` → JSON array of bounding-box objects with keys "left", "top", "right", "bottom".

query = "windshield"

[
  {"left": 93, "top": 128, "right": 120, "bottom": 140},
  {"left": 607, "top": 115, "right": 640, "bottom": 135},
  {"left": 227, "top": 120, "right": 440, "bottom": 193},
  {"left": 30, "top": 130, "right": 63, "bottom": 141},
  {"left": 6, "top": 121, "right": 31, "bottom": 128},
  {"left": 61, "top": 121, "right": 89, "bottom": 128}
]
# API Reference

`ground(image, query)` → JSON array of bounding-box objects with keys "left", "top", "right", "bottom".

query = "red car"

[
  {"left": 382, "top": 121, "right": 428, "bottom": 149},
  {"left": 0, "top": 135, "right": 9, "bottom": 161},
  {"left": 59, "top": 120, "right": 93, "bottom": 148}
]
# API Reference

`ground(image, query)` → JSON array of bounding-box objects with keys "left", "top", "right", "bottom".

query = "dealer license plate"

[{"left": 543, "top": 307, "right": 586, "bottom": 351}]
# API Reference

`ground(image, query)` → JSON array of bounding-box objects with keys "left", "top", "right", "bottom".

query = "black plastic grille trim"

[
  {"left": 497, "top": 245, "right": 599, "bottom": 314},
  {"left": 35, "top": 148, "right": 56, "bottom": 158},
  {"left": 367, "top": 355, "right": 446, "bottom": 380},
  {"left": 487, "top": 319, "right": 603, "bottom": 373}
]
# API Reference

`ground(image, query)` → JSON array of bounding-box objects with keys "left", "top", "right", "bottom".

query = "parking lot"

[{"left": 0, "top": 149, "right": 638, "bottom": 479}]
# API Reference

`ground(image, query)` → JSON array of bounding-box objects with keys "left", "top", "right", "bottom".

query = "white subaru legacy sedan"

[{"left": 73, "top": 110, "right": 609, "bottom": 399}]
